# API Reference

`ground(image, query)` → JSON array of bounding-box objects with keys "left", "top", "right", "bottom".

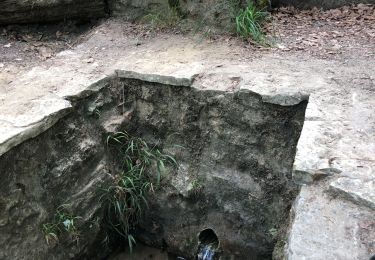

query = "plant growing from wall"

[
  {"left": 235, "top": 1, "right": 269, "bottom": 44},
  {"left": 42, "top": 205, "right": 81, "bottom": 245},
  {"left": 191, "top": 177, "right": 204, "bottom": 195},
  {"left": 101, "top": 131, "right": 177, "bottom": 251}
]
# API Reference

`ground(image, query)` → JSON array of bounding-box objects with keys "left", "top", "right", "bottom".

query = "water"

[{"left": 197, "top": 245, "right": 216, "bottom": 260}]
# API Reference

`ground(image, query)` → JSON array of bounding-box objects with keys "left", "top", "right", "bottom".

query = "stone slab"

[
  {"left": 330, "top": 177, "right": 375, "bottom": 210},
  {"left": 286, "top": 180, "right": 375, "bottom": 260},
  {"left": 0, "top": 96, "right": 72, "bottom": 156},
  {"left": 116, "top": 70, "right": 194, "bottom": 87}
]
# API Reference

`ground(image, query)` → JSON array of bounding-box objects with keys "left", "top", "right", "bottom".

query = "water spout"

[
  {"left": 197, "top": 229, "right": 219, "bottom": 260},
  {"left": 198, "top": 245, "right": 216, "bottom": 260}
]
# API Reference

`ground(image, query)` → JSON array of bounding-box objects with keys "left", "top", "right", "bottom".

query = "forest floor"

[{"left": 0, "top": 4, "right": 374, "bottom": 80}]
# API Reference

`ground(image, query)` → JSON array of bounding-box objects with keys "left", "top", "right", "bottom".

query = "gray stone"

[
  {"left": 116, "top": 70, "right": 194, "bottom": 87},
  {"left": 0, "top": 76, "right": 307, "bottom": 259},
  {"left": 0, "top": 97, "right": 72, "bottom": 157},
  {"left": 285, "top": 180, "right": 374, "bottom": 260},
  {"left": 293, "top": 169, "right": 334, "bottom": 184},
  {"left": 260, "top": 92, "right": 310, "bottom": 106},
  {"left": 117, "top": 78, "right": 306, "bottom": 259},
  {"left": 0, "top": 0, "right": 106, "bottom": 25},
  {"left": 330, "top": 177, "right": 375, "bottom": 210}
]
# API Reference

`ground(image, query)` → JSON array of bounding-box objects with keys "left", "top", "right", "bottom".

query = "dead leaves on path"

[
  {"left": 1, "top": 21, "right": 89, "bottom": 61},
  {"left": 267, "top": 4, "right": 375, "bottom": 56}
]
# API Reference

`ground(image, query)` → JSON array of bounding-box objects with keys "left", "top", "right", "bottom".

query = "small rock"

[
  {"left": 293, "top": 169, "right": 335, "bottom": 184},
  {"left": 85, "top": 57, "right": 94, "bottom": 63}
]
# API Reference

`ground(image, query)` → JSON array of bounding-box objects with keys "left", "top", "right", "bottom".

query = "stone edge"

[
  {"left": 116, "top": 70, "right": 194, "bottom": 87},
  {"left": 0, "top": 71, "right": 196, "bottom": 157},
  {"left": 0, "top": 69, "right": 311, "bottom": 160},
  {"left": 0, "top": 105, "right": 72, "bottom": 157}
]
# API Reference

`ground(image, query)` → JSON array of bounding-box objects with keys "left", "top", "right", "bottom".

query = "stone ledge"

[
  {"left": 116, "top": 70, "right": 194, "bottom": 87},
  {"left": 330, "top": 177, "right": 375, "bottom": 211},
  {"left": 285, "top": 180, "right": 374, "bottom": 260},
  {"left": 0, "top": 98, "right": 72, "bottom": 156},
  {"left": 0, "top": 70, "right": 197, "bottom": 158},
  {"left": 259, "top": 92, "right": 309, "bottom": 106}
]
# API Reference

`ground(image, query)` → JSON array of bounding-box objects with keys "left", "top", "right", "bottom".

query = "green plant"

[
  {"left": 235, "top": 1, "right": 268, "bottom": 43},
  {"left": 42, "top": 205, "right": 81, "bottom": 245},
  {"left": 55, "top": 207, "right": 80, "bottom": 234},
  {"left": 269, "top": 227, "right": 278, "bottom": 239},
  {"left": 101, "top": 132, "right": 177, "bottom": 251},
  {"left": 191, "top": 178, "right": 203, "bottom": 192},
  {"left": 42, "top": 222, "right": 60, "bottom": 245}
]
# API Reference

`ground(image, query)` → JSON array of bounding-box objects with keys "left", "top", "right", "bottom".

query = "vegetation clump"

[
  {"left": 101, "top": 131, "right": 177, "bottom": 251},
  {"left": 42, "top": 132, "right": 177, "bottom": 252},
  {"left": 235, "top": 1, "right": 269, "bottom": 43},
  {"left": 42, "top": 205, "right": 81, "bottom": 245}
]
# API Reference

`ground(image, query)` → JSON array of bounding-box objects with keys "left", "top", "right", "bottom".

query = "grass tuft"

[
  {"left": 101, "top": 131, "right": 177, "bottom": 251},
  {"left": 235, "top": 1, "right": 269, "bottom": 43},
  {"left": 42, "top": 205, "right": 81, "bottom": 245}
]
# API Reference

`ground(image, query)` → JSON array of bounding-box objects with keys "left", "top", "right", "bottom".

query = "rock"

[
  {"left": 330, "top": 177, "right": 375, "bottom": 210},
  {"left": 0, "top": 74, "right": 307, "bottom": 259},
  {"left": 0, "top": 97, "right": 72, "bottom": 157},
  {"left": 116, "top": 70, "right": 194, "bottom": 87},
  {"left": 285, "top": 180, "right": 374, "bottom": 260},
  {"left": 118, "top": 78, "right": 306, "bottom": 259},
  {"left": 0, "top": 0, "right": 106, "bottom": 25},
  {"left": 293, "top": 169, "right": 336, "bottom": 184}
]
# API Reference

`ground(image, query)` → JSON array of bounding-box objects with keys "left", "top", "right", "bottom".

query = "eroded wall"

[{"left": 0, "top": 77, "right": 307, "bottom": 259}]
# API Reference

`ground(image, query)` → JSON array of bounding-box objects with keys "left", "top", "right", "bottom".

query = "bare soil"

[{"left": 1, "top": 4, "right": 374, "bottom": 67}]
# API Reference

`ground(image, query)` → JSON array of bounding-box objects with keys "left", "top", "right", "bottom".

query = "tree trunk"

[{"left": 0, "top": 0, "right": 107, "bottom": 25}]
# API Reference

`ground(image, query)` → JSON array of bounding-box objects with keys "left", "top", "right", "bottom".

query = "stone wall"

[
  {"left": 1, "top": 0, "right": 373, "bottom": 25},
  {"left": 0, "top": 0, "right": 106, "bottom": 25},
  {"left": 119, "top": 78, "right": 307, "bottom": 259},
  {"left": 0, "top": 75, "right": 307, "bottom": 259}
]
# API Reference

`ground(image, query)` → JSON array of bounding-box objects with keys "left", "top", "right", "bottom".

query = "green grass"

[
  {"left": 42, "top": 205, "right": 81, "bottom": 245},
  {"left": 191, "top": 178, "right": 203, "bottom": 193},
  {"left": 235, "top": 1, "right": 269, "bottom": 43},
  {"left": 42, "top": 222, "right": 60, "bottom": 245},
  {"left": 101, "top": 132, "right": 177, "bottom": 251}
]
